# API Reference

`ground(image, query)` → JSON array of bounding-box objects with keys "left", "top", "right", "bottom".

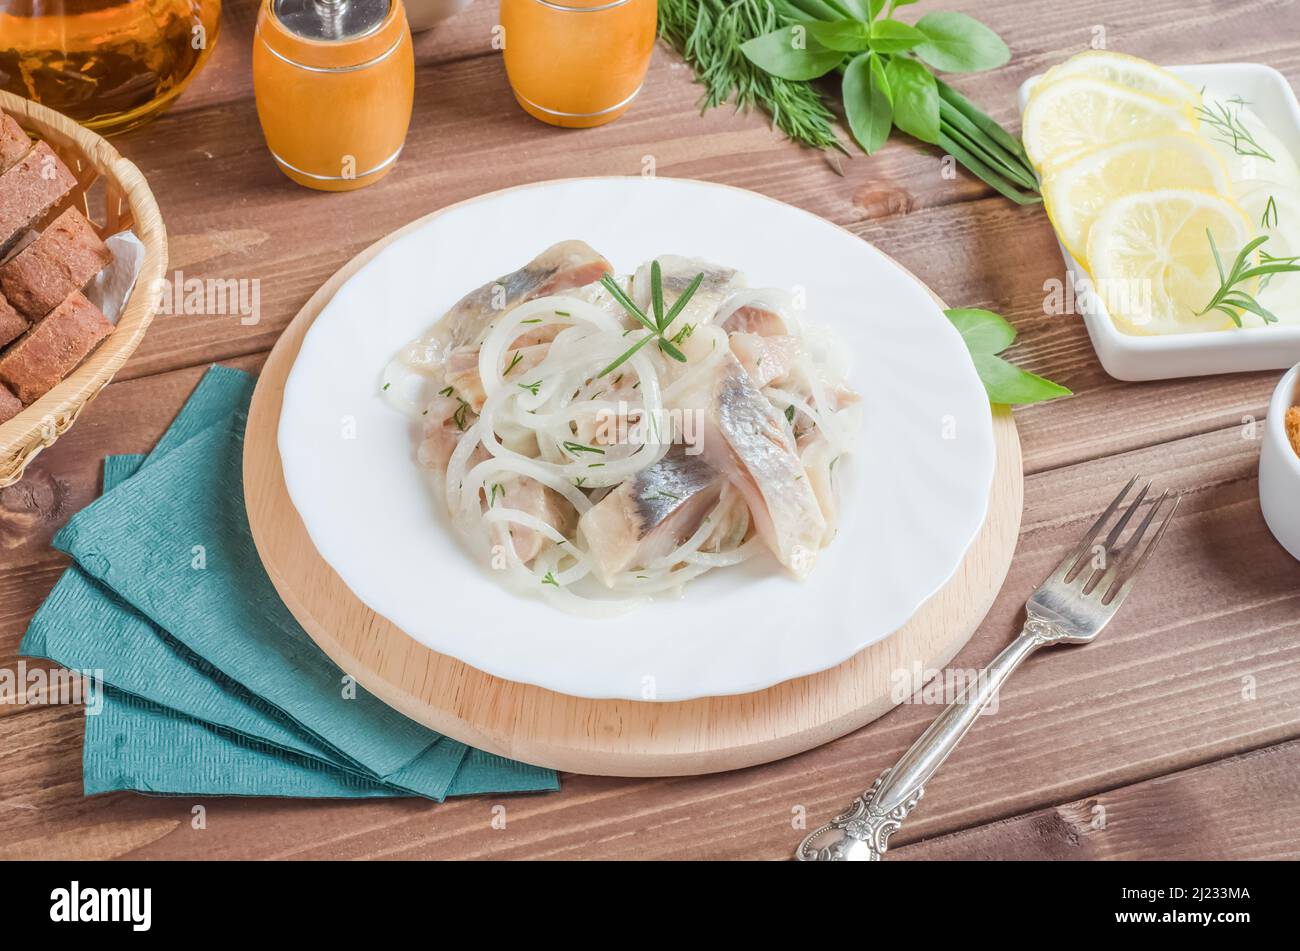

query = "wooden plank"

[
  {"left": 893, "top": 739, "right": 1300, "bottom": 860},
  {"left": 2, "top": 417, "right": 1296, "bottom": 857}
]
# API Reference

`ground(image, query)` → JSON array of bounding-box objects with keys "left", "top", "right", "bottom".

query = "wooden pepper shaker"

[{"left": 253, "top": 0, "right": 414, "bottom": 191}]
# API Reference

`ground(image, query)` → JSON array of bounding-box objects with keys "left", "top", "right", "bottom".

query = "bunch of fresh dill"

[{"left": 658, "top": 0, "right": 846, "bottom": 152}]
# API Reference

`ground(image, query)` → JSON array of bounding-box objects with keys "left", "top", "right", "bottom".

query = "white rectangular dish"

[{"left": 1019, "top": 62, "right": 1300, "bottom": 382}]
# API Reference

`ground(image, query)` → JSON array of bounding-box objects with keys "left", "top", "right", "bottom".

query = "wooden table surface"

[{"left": 3, "top": 0, "right": 1299, "bottom": 861}]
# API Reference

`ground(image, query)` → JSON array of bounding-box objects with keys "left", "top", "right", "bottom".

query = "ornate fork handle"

[{"left": 796, "top": 617, "right": 1063, "bottom": 861}]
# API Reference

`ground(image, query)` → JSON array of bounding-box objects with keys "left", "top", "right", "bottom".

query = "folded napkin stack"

[{"left": 21, "top": 365, "right": 557, "bottom": 800}]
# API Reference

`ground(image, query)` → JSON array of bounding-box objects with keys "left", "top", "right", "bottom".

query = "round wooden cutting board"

[{"left": 244, "top": 209, "right": 1023, "bottom": 778}]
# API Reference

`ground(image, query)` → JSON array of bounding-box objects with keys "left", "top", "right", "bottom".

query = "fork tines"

[{"left": 1055, "top": 476, "right": 1181, "bottom": 605}]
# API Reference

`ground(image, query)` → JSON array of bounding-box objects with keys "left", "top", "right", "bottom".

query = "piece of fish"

[
  {"left": 578, "top": 447, "right": 724, "bottom": 586},
  {"left": 416, "top": 393, "right": 480, "bottom": 475},
  {"left": 677, "top": 352, "right": 826, "bottom": 578},
  {"left": 719, "top": 290, "right": 790, "bottom": 337},
  {"left": 436, "top": 240, "right": 612, "bottom": 349},
  {"left": 728, "top": 332, "right": 801, "bottom": 389},
  {"left": 445, "top": 342, "right": 549, "bottom": 412},
  {"left": 633, "top": 256, "right": 744, "bottom": 334},
  {"left": 495, "top": 478, "right": 577, "bottom": 563}
]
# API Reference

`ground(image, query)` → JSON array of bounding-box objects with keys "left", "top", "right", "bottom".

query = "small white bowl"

[
  {"left": 1260, "top": 362, "right": 1300, "bottom": 561},
  {"left": 1019, "top": 63, "right": 1300, "bottom": 381}
]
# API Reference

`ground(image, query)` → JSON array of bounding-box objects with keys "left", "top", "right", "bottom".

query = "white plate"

[
  {"left": 1019, "top": 63, "right": 1300, "bottom": 381},
  {"left": 278, "top": 178, "right": 994, "bottom": 700}
]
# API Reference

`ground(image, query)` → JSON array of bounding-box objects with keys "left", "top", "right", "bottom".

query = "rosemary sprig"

[
  {"left": 597, "top": 263, "right": 703, "bottom": 377},
  {"left": 1194, "top": 97, "right": 1274, "bottom": 162},
  {"left": 1198, "top": 229, "right": 1300, "bottom": 327},
  {"left": 1262, "top": 194, "right": 1278, "bottom": 229}
]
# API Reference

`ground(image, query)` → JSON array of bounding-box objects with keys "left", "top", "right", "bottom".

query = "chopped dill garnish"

[
  {"left": 452, "top": 398, "right": 471, "bottom": 431},
  {"left": 438, "top": 386, "right": 454, "bottom": 397},
  {"left": 784, "top": 404, "right": 796, "bottom": 424},
  {"left": 382, "top": 382, "right": 391, "bottom": 391},
  {"left": 519, "top": 318, "right": 543, "bottom": 324},
  {"left": 541, "top": 571, "right": 559, "bottom": 587},
  {"left": 518, "top": 380, "right": 542, "bottom": 396},
  {"left": 504, "top": 351, "right": 524, "bottom": 375},
  {"left": 555, "top": 310, "right": 571, "bottom": 317},
  {"left": 489, "top": 483, "right": 503, "bottom": 506},
  {"left": 562, "top": 441, "right": 605, "bottom": 455}
]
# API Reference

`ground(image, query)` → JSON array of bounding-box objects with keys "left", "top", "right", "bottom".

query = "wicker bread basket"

[{"left": 0, "top": 89, "right": 167, "bottom": 488}]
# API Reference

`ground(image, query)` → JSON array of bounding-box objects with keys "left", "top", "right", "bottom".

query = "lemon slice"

[
  {"left": 1022, "top": 77, "right": 1195, "bottom": 170},
  {"left": 1043, "top": 133, "right": 1231, "bottom": 266},
  {"left": 1033, "top": 51, "right": 1201, "bottom": 109},
  {"left": 1084, "top": 189, "right": 1252, "bottom": 334}
]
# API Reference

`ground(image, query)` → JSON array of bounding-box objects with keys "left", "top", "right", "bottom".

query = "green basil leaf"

[
  {"left": 741, "top": 27, "right": 846, "bottom": 81},
  {"left": 944, "top": 307, "right": 1071, "bottom": 405},
  {"left": 971, "top": 353, "right": 1073, "bottom": 405},
  {"left": 806, "top": 20, "right": 873, "bottom": 53},
  {"left": 885, "top": 56, "right": 940, "bottom": 143},
  {"left": 913, "top": 12, "right": 1011, "bottom": 73},
  {"left": 835, "top": 0, "right": 873, "bottom": 20},
  {"left": 869, "top": 19, "right": 925, "bottom": 53},
  {"left": 945, "top": 307, "right": 1016, "bottom": 354},
  {"left": 842, "top": 52, "right": 893, "bottom": 154}
]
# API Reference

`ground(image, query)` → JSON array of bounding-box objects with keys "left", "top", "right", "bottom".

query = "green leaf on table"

[
  {"left": 945, "top": 307, "right": 1071, "bottom": 405},
  {"left": 885, "top": 56, "right": 940, "bottom": 144},
  {"left": 806, "top": 20, "right": 873, "bottom": 53},
  {"left": 914, "top": 12, "right": 1011, "bottom": 73},
  {"left": 945, "top": 306, "right": 1015, "bottom": 353},
  {"left": 741, "top": 27, "right": 846, "bottom": 81},
  {"left": 869, "top": 19, "right": 925, "bottom": 54},
  {"left": 843, "top": 52, "right": 893, "bottom": 154}
]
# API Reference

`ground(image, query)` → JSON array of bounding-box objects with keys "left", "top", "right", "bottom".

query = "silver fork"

[{"left": 796, "top": 476, "right": 1181, "bottom": 862}]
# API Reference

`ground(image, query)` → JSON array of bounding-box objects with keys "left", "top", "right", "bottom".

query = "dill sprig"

[
  {"left": 1194, "top": 97, "right": 1274, "bottom": 162},
  {"left": 1199, "top": 229, "right": 1300, "bottom": 327},
  {"left": 658, "top": 0, "right": 845, "bottom": 152}
]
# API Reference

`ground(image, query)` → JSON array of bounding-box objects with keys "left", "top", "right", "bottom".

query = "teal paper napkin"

[{"left": 22, "top": 365, "right": 558, "bottom": 800}]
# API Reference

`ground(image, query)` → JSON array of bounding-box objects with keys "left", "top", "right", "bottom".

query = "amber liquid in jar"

[
  {"left": 501, "top": 0, "right": 656, "bottom": 128},
  {"left": 0, "top": 0, "right": 222, "bottom": 134}
]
